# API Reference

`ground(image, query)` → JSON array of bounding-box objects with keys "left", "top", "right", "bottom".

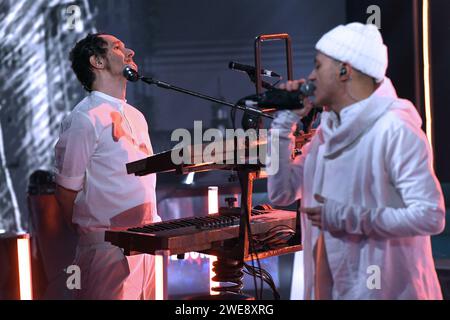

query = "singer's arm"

[
  {"left": 55, "top": 185, "right": 78, "bottom": 230},
  {"left": 267, "top": 111, "right": 310, "bottom": 205},
  {"left": 54, "top": 111, "right": 97, "bottom": 231},
  {"left": 267, "top": 79, "right": 315, "bottom": 205}
]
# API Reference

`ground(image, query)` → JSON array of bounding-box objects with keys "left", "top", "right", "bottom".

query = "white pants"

[{"left": 73, "top": 231, "right": 155, "bottom": 300}]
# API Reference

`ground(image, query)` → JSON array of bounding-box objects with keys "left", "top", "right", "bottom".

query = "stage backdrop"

[
  {"left": 0, "top": 0, "right": 95, "bottom": 233},
  {"left": 0, "top": 0, "right": 346, "bottom": 232}
]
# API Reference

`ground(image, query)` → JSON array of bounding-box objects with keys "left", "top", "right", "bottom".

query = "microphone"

[
  {"left": 122, "top": 65, "right": 274, "bottom": 119},
  {"left": 244, "top": 81, "right": 316, "bottom": 110},
  {"left": 229, "top": 61, "right": 281, "bottom": 78},
  {"left": 123, "top": 65, "right": 140, "bottom": 82}
]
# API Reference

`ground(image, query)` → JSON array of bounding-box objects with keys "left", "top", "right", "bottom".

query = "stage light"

[
  {"left": 208, "top": 186, "right": 218, "bottom": 215},
  {"left": 183, "top": 172, "right": 195, "bottom": 185},
  {"left": 155, "top": 250, "right": 169, "bottom": 300},
  {"left": 17, "top": 234, "right": 33, "bottom": 300},
  {"left": 423, "top": 0, "right": 433, "bottom": 151},
  {"left": 208, "top": 186, "right": 220, "bottom": 295}
]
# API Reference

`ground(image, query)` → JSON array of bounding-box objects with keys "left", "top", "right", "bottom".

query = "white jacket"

[{"left": 267, "top": 78, "right": 445, "bottom": 299}]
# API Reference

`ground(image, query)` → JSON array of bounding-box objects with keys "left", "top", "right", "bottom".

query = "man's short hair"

[{"left": 69, "top": 33, "right": 108, "bottom": 92}]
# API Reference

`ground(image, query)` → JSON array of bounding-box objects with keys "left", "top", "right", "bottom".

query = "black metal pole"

[{"left": 139, "top": 76, "right": 273, "bottom": 119}]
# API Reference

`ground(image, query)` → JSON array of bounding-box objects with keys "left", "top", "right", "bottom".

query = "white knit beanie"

[{"left": 315, "top": 22, "right": 388, "bottom": 83}]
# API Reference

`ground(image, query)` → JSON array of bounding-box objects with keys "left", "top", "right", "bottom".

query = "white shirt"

[
  {"left": 268, "top": 78, "right": 445, "bottom": 299},
  {"left": 55, "top": 91, "right": 160, "bottom": 234}
]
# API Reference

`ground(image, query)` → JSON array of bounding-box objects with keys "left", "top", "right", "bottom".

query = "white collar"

[
  {"left": 91, "top": 91, "right": 127, "bottom": 104},
  {"left": 327, "top": 97, "right": 370, "bottom": 129},
  {"left": 339, "top": 96, "right": 370, "bottom": 125}
]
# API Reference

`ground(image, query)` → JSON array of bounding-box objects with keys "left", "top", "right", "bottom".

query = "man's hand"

[
  {"left": 301, "top": 194, "right": 325, "bottom": 229},
  {"left": 279, "top": 79, "right": 314, "bottom": 118}
]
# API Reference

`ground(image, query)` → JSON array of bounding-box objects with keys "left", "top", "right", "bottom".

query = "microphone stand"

[{"left": 138, "top": 76, "right": 273, "bottom": 119}]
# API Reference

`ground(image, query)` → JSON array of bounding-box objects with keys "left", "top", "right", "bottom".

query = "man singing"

[
  {"left": 55, "top": 33, "right": 160, "bottom": 299},
  {"left": 268, "top": 22, "right": 445, "bottom": 299}
]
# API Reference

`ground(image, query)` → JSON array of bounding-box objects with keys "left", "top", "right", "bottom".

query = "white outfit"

[
  {"left": 267, "top": 78, "right": 445, "bottom": 299},
  {"left": 55, "top": 91, "right": 160, "bottom": 299}
]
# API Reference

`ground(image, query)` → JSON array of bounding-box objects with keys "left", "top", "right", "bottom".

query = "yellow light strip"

[
  {"left": 423, "top": 0, "right": 433, "bottom": 151},
  {"left": 17, "top": 236, "right": 33, "bottom": 300}
]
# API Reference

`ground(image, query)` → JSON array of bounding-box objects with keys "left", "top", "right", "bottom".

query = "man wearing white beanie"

[{"left": 267, "top": 22, "right": 445, "bottom": 299}]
